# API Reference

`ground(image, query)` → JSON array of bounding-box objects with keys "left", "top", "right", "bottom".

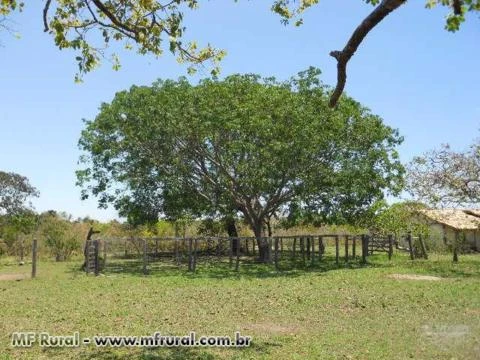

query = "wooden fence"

[
  {"left": 394, "top": 232, "right": 428, "bottom": 260},
  {"left": 83, "top": 234, "right": 411, "bottom": 276}
]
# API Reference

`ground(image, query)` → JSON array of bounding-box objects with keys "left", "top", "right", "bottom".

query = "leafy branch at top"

[{"left": 1, "top": 0, "right": 478, "bottom": 103}]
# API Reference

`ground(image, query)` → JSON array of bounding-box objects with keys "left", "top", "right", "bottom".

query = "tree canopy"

[
  {"left": 407, "top": 136, "right": 480, "bottom": 207},
  {"left": 0, "top": 171, "right": 39, "bottom": 216},
  {"left": 372, "top": 201, "right": 428, "bottom": 237},
  {"left": 77, "top": 68, "right": 404, "bottom": 261},
  {"left": 2, "top": 0, "right": 478, "bottom": 106}
]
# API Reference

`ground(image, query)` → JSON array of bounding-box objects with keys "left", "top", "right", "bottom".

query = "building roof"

[{"left": 418, "top": 209, "right": 480, "bottom": 231}]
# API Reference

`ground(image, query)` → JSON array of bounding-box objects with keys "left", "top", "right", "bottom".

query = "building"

[{"left": 418, "top": 209, "right": 480, "bottom": 251}]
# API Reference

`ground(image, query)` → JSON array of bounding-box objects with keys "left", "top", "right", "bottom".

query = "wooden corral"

[{"left": 83, "top": 234, "right": 404, "bottom": 276}]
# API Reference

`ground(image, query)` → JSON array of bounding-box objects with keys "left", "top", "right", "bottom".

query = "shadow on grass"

[
  {"left": 68, "top": 253, "right": 382, "bottom": 280},
  {"left": 397, "top": 256, "right": 480, "bottom": 279},
  {"left": 37, "top": 347, "right": 218, "bottom": 360},
  {"left": 71, "top": 338, "right": 277, "bottom": 360},
  {"left": 76, "top": 347, "right": 217, "bottom": 360},
  {"left": 68, "top": 251, "right": 480, "bottom": 280}
]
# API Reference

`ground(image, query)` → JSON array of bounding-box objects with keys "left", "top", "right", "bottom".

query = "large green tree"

[
  {"left": 2, "top": 1, "right": 478, "bottom": 106},
  {"left": 77, "top": 68, "right": 404, "bottom": 262}
]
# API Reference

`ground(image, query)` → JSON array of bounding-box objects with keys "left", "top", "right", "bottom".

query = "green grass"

[{"left": 0, "top": 252, "right": 479, "bottom": 359}]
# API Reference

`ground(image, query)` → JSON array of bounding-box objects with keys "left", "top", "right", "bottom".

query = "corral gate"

[{"left": 85, "top": 239, "right": 100, "bottom": 275}]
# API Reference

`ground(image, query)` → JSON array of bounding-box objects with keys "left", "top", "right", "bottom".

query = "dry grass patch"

[
  {"left": 387, "top": 273, "right": 443, "bottom": 281},
  {"left": 0, "top": 273, "right": 29, "bottom": 281},
  {"left": 241, "top": 322, "right": 299, "bottom": 335}
]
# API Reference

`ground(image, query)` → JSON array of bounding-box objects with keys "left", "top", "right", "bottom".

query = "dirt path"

[
  {"left": 387, "top": 273, "right": 443, "bottom": 281},
  {"left": 0, "top": 273, "right": 29, "bottom": 281}
]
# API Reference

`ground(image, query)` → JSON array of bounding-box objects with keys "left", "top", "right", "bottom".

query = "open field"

[{"left": 1, "top": 252, "right": 479, "bottom": 360}]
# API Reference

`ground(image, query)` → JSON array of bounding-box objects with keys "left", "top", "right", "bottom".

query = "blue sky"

[{"left": 0, "top": 1, "right": 478, "bottom": 221}]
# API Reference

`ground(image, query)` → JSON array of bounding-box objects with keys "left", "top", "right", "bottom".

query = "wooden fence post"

[
  {"left": 388, "top": 234, "right": 393, "bottom": 260},
  {"left": 310, "top": 236, "right": 315, "bottom": 265},
  {"left": 267, "top": 237, "right": 272, "bottom": 264},
  {"left": 345, "top": 235, "right": 349, "bottom": 263},
  {"left": 188, "top": 238, "right": 193, "bottom": 271},
  {"left": 274, "top": 237, "right": 279, "bottom": 270},
  {"left": 175, "top": 238, "right": 180, "bottom": 266},
  {"left": 352, "top": 236, "right": 356, "bottom": 259},
  {"left": 335, "top": 235, "right": 339, "bottom": 265},
  {"left": 155, "top": 239, "right": 159, "bottom": 258},
  {"left": 361, "top": 235, "right": 367, "bottom": 264},
  {"left": 235, "top": 238, "right": 240, "bottom": 271},
  {"left": 306, "top": 236, "right": 311, "bottom": 260},
  {"left": 300, "top": 237, "right": 306, "bottom": 266},
  {"left": 216, "top": 238, "right": 222, "bottom": 261},
  {"left": 94, "top": 240, "right": 100, "bottom": 276},
  {"left": 407, "top": 232, "right": 414, "bottom": 260},
  {"left": 292, "top": 237, "right": 297, "bottom": 260},
  {"left": 453, "top": 231, "right": 459, "bottom": 263},
  {"left": 143, "top": 239, "right": 148, "bottom": 275},
  {"left": 319, "top": 236, "right": 325, "bottom": 260},
  {"left": 193, "top": 238, "right": 198, "bottom": 272},
  {"left": 85, "top": 240, "right": 90, "bottom": 274},
  {"left": 31, "top": 238, "right": 37, "bottom": 279},
  {"left": 418, "top": 234, "right": 428, "bottom": 260},
  {"left": 17, "top": 234, "right": 21, "bottom": 263},
  {"left": 229, "top": 238, "right": 233, "bottom": 268},
  {"left": 103, "top": 240, "right": 107, "bottom": 268}
]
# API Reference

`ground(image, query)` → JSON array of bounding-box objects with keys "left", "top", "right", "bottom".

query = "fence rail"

[{"left": 84, "top": 233, "right": 419, "bottom": 276}]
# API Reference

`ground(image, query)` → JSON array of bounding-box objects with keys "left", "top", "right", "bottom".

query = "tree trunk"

[
  {"left": 257, "top": 238, "right": 271, "bottom": 263},
  {"left": 266, "top": 219, "right": 272, "bottom": 237},
  {"left": 225, "top": 216, "right": 239, "bottom": 254},
  {"left": 254, "top": 223, "right": 270, "bottom": 263}
]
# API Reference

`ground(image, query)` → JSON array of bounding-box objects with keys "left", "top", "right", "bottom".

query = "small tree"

[
  {"left": 374, "top": 202, "right": 428, "bottom": 237},
  {"left": 0, "top": 210, "right": 37, "bottom": 261},
  {"left": 373, "top": 201, "right": 432, "bottom": 255},
  {"left": 0, "top": 171, "right": 38, "bottom": 216},
  {"left": 407, "top": 137, "right": 480, "bottom": 207},
  {"left": 0, "top": 172, "right": 39, "bottom": 260},
  {"left": 40, "top": 213, "right": 82, "bottom": 261}
]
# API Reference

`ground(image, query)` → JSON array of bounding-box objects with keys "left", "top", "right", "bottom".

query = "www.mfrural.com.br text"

[{"left": 11, "top": 331, "right": 252, "bottom": 348}]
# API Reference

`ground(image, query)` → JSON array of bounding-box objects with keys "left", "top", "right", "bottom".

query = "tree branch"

[
  {"left": 43, "top": 0, "right": 52, "bottom": 32},
  {"left": 328, "top": 0, "right": 406, "bottom": 108},
  {"left": 453, "top": 0, "right": 463, "bottom": 15},
  {"left": 91, "top": 0, "right": 136, "bottom": 34},
  {"left": 83, "top": 0, "right": 136, "bottom": 40}
]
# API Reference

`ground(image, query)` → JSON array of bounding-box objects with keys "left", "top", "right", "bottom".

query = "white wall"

[{"left": 427, "top": 223, "right": 478, "bottom": 251}]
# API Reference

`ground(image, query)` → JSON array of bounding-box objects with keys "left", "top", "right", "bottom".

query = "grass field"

[{"left": 0, "top": 252, "right": 479, "bottom": 359}]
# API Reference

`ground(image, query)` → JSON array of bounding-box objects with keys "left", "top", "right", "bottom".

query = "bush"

[{"left": 40, "top": 215, "right": 82, "bottom": 261}]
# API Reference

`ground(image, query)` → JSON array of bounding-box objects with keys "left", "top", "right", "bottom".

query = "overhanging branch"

[
  {"left": 43, "top": 0, "right": 52, "bottom": 32},
  {"left": 453, "top": 0, "right": 463, "bottom": 15},
  {"left": 328, "top": 0, "right": 406, "bottom": 108}
]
